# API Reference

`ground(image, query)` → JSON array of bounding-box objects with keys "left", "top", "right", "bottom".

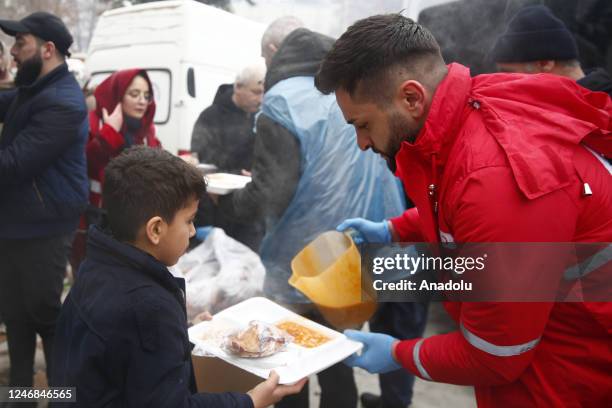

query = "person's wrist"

[
  {"left": 387, "top": 220, "right": 399, "bottom": 242},
  {"left": 391, "top": 340, "right": 400, "bottom": 364},
  {"left": 382, "top": 335, "right": 401, "bottom": 372},
  {"left": 246, "top": 390, "right": 259, "bottom": 408},
  {"left": 382, "top": 220, "right": 392, "bottom": 243},
  {"left": 103, "top": 121, "right": 120, "bottom": 133}
]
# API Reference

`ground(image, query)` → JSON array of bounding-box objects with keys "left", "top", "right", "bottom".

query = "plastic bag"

[
  {"left": 259, "top": 77, "right": 405, "bottom": 304},
  {"left": 170, "top": 228, "right": 265, "bottom": 321}
]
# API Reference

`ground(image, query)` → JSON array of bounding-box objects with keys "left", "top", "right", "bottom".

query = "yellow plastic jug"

[{"left": 289, "top": 231, "right": 377, "bottom": 329}]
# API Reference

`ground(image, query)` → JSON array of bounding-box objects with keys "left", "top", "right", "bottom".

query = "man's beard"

[
  {"left": 14, "top": 53, "right": 43, "bottom": 87},
  {"left": 378, "top": 110, "right": 419, "bottom": 173}
]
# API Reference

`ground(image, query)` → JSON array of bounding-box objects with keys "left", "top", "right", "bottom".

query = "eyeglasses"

[{"left": 126, "top": 90, "right": 153, "bottom": 104}]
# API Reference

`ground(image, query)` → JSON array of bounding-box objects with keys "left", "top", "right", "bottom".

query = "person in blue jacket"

[
  {"left": 0, "top": 12, "right": 88, "bottom": 393},
  {"left": 50, "top": 147, "right": 305, "bottom": 407}
]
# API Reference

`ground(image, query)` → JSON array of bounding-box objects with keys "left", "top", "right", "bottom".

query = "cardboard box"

[{"left": 192, "top": 355, "right": 262, "bottom": 393}]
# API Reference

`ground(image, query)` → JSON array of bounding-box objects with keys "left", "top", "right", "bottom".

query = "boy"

[{"left": 51, "top": 147, "right": 305, "bottom": 407}]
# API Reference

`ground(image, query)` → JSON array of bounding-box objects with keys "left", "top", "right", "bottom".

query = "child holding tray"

[{"left": 51, "top": 147, "right": 305, "bottom": 407}]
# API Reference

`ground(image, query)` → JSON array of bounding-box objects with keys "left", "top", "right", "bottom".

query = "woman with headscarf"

[
  {"left": 71, "top": 69, "right": 161, "bottom": 273},
  {"left": 87, "top": 69, "right": 161, "bottom": 207}
]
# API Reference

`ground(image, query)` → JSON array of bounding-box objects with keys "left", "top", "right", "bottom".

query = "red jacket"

[
  {"left": 391, "top": 64, "right": 612, "bottom": 407},
  {"left": 86, "top": 69, "right": 160, "bottom": 207}
]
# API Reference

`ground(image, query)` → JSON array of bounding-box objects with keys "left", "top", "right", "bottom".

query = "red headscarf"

[{"left": 89, "top": 68, "right": 159, "bottom": 147}]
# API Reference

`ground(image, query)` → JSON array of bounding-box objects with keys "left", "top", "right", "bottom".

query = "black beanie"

[{"left": 491, "top": 5, "right": 578, "bottom": 63}]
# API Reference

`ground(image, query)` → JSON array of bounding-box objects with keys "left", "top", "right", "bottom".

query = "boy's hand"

[{"left": 247, "top": 371, "right": 307, "bottom": 408}]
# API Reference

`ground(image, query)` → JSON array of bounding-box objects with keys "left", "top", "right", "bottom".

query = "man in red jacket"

[{"left": 315, "top": 13, "right": 612, "bottom": 407}]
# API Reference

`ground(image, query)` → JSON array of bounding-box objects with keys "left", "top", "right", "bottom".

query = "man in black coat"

[
  {"left": 191, "top": 62, "right": 265, "bottom": 174},
  {"left": 419, "top": 0, "right": 612, "bottom": 76},
  {"left": 0, "top": 12, "right": 88, "bottom": 395},
  {"left": 191, "top": 62, "right": 265, "bottom": 251},
  {"left": 491, "top": 4, "right": 612, "bottom": 96}
]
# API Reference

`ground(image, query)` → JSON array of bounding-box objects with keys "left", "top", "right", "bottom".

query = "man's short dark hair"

[
  {"left": 30, "top": 35, "right": 66, "bottom": 60},
  {"left": 103, "top": 146, "right": 206, "bottom": 242},
  {"left": 10, "top": 31, "right": 64, "bottom": 61},
  {"left": 316, "top": 14, "right": 443, "bottom": 102}
]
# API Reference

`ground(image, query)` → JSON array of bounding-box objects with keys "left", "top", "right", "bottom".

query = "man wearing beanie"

[
  {"left": 0, "top": 12, "right": 88, "bottom": 400},
  {"left": 491, "top": 5, "right": 612, "bottom": 96},
  {"left": 317, "top": 12, "right": 612, "bottom": 408}
]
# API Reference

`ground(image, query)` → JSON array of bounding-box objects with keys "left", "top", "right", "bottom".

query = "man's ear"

[
  {"left": 397, "top": 80, "right": 427, "bottom": 119},
  {"left": 40, "top": 41, "right": 56, "bottom": 61},
  {"left": 144, "top": 216, "right": 165, "bottom": 245},
  {"left": 268, "top": 43, "right": 278, "bottom": 56}
]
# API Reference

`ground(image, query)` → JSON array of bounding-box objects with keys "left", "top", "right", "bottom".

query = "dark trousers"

[
  {"left": 0, "top": 234, "right": 72, "bottom": 386},
  {"left": 275, "top": 307, "right": 358, "bottom": 408},
  {"left": 369, "top": 302, "right": 429, "bottom": 408}
]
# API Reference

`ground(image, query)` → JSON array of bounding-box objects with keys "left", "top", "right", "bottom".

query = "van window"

[
  {"left": 89, "top": 69, "right": 172, "bottom": 124},
  {"left": 187, "top": 67, "right": 196, "bottom": 98}
]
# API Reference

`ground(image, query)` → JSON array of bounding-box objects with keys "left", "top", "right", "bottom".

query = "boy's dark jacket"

[{"left": 50, "top": 225, "right": 253, "bottom": 408}]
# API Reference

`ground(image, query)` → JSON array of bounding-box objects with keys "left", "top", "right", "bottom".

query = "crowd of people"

[{"left": 0, "top": 3, "right": 610, "bottom": 408}]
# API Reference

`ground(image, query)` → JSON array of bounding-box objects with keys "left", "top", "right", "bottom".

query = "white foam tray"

[
  {"left": 188, "top": 297, "right": 363, "bottom": 384},
  {"left": 205, "top": 173, "right": 251, "bottom": 195}
]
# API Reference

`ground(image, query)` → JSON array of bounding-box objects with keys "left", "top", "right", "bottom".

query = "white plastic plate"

[
  {"left": 205, "top": 173, "right": 251, "bottom": 195},
  {"left": 188, "top": 297, "right": 363, "bottom": 384}
]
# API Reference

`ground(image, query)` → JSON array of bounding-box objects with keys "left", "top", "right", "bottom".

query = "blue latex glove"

[
  {"left": 195, "top": 226, "right": 213, "bottom": 241},
  {"left": 336, "top": 218, "right": 391, "bottom": 245},
  {"left": 343, "top": 330, "right": 401, "bottom": 374}
]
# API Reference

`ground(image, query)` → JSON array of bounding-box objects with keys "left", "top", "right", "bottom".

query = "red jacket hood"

[
  {"left": 397, "top": 63, "right": 611, "bottom": 200},
  {"left": 90, "top": 69, "right": 158, "bottom": 146}
]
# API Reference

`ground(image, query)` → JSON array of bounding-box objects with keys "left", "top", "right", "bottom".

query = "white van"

[
  {"left": 402, "top": 0, "right": 458, "bottom": 20},
  {"left": 86, "top": 0, "right": 265, "bottom": 154}
]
